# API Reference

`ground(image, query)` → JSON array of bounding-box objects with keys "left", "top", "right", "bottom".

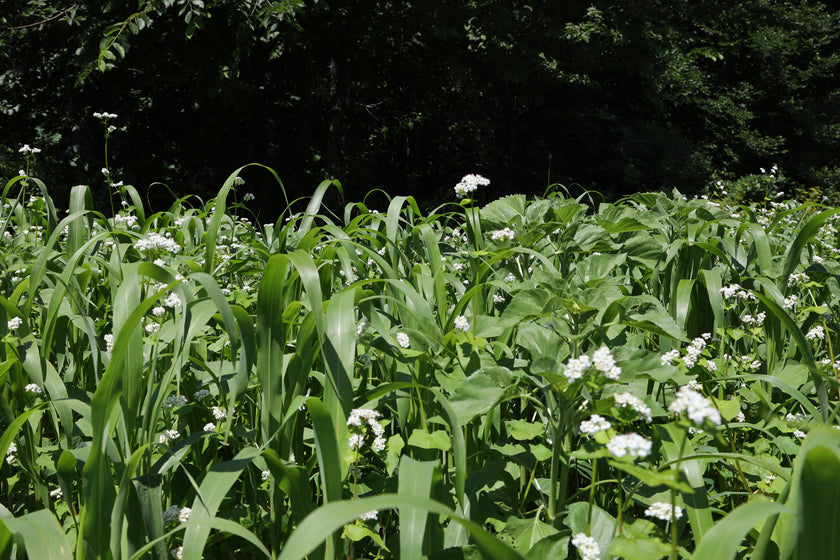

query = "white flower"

[
  {"left": 613, "top": 392, "right": 652, "bottom": 422},
  {"left": 19, "top": 145, "right": 41, "bottom": 154},
  {"left": 178, "top": 507, "right": 191, "bottom": 523},
  {"left": 645, "top": 502, "right": 683, "bottom": 521},
  {"left": 7, "top": 317, "right": 22, "bottom": 331},
  {"left": 159, "top": 429, "right": 180, "bottom": 444},
  {"left": 454, "top": 315, "right": 470, "bottom": 331},
  {"left": 24, "top": 383, "right": 41, "bottom": 395},
  {"left": 171, "top": 546, "right": 183, "bottom": 559},
  {"left": 261, "top": 470, "right": 271, "bottom": 481},
  {"left": 359, "top": 510, "right": 378, "bottom": 521},
  {"left": 735, "top": 411, "right": 745, "bottom": 422},
  {"left": 163, "top": 293, "right": 182, "bottom": 309},
  {"left": 493, "top": 294, "right": 505, "bottom": 303},
  {"left": 193, "top": 388, "right": 211, "bottom": 400},
  {"left": 783, "top": 295, "right": 799, "bottom": 309},
  {"left": 564, "top": 355, "right": 591, "bottom": 382},
  {"left": 788, "top": 272, "right": 810, "bottom": 287},
  {"left": 211, "top": 406, "right": 226, "bottom": 420},
  {"left": 50, "top": 488, "right": 62, "bottom": 498},
  {"left": 396, "top": 332, "right": 410, "bottom": 349},
  {"left": 6, "top": 442, "right": 17, "bottom": 464},
  {"left": 348, "top": 433, "right": 364, "bottom": 449},
  {"left": 145, "top": 322, "right": 160, "bottom": 333},
  {"left": 580, "top": 415, "right": 612, "bottom": 435},
  {"left": 357, "top": 317, "right": 369, "bottom": 335},
  {"left": 134, "top": 232, "right": 181, "bottom": 253},
  {"left": 104, "top": 333, "right": 115, "bottom": 352},
  {"left": 571, "top": 532, "right": 600, "bottom": 560},
  {"left": 490, "top": 228, "right": 515, "bottom": 241},
  {"left": 453, "top": 174, "right": 490, "bottom": 198},
  {"left": 668, "top": 386, "right": 722, "bottom": 426},
  {"left": 163, "top": 505, "right": 181, "bottom": 524},
  {"left": 593, "top": 346, "right": 621, "bottom": 380},
  {"left": 243, "top": 193, "right": 255, "bottom": 201},
  {"left": 203, "top": 422, "right": 216, "bottom": 432},
  {"left": 606, "top": 432, "right": 652, "bottom": 458},
  {"left": 152, "top": 306, "right": 166, "bottom": 317},
  {"left": 101, "top": 168, "right": 110, "bottom": 176},
  {"left": 660, "top": 349, "right": 680, "bottom": 365},
  {"left": 806, "top": 326, "right": 825, "bottom": 340}
]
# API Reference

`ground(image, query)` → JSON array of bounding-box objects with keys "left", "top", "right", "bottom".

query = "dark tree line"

[{"left": 2, "top": 1, "right": 840, "bottom": 217}]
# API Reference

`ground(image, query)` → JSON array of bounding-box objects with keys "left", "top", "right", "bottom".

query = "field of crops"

[{"left": 2, "top": 163, "right": 840, "bottom": 560}]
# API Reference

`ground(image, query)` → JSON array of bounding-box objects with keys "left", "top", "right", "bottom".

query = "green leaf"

[
  {"left": 607, "top": 534, "right": 671, "bottom": 560},
  {"left": 1, "top": 509, "right": 72, "bottom": 560},
  {"left": 505, "top": 419, "right": 546, "bottom": 441},
  {"left": 796, "top": 445, "right": 840, "bottom": 559},
  {"left": 407, "top": 429, "right": 452, "bottom": 451},
  {"left": 398, "top": 457, "right": 440, "bottom": 560},
  {"left": 564, "top": 502, "right": 617, "bottom": 560},
  {"left": 691, "top": 499, "right": 791, "bottom": 559}
]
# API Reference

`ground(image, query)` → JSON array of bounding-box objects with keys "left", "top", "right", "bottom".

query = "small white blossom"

[
  {"left": 564, "top": 355, "right": 591, "bottom": 382},
  {"left": 178, "top": 507, "right": 191, "bottom": 523},
  {"left": 453, "top": 174, "right": 490, "bottom": 198},
  {"left": 24, "top": 383, "right": 42, "bottom": 395},
  {"left": 261, "top": 470, "right": 271, "bottom": 481},
  {"left": 571, "top": 532, "right": 601, "bottom": 560},
  {"left": 193, "top": 389, "right": 211, "bottom": 400},
  {"left": 668, "top": 386, "right": 722, "bottom": 426},
  {"left": 454, "top": 315, "right": 470, "bottom": 331},
  {"left": 163, "top": 293, "right": 182, "bottom": 309},
  {"left": 493, "top": 294, "right": 505, "bottom": 303},
  {"left": 152, "top": 306, "right": 166, "bottom": 317},
  {"left": 7, "top": 317, "right": 22, "bottom": 331},
  {"left": 735, "top": 411, "right": 745, "bottom": 422},
  {"left": 396, "top": 332, "right": 410, "bottom": 348},
  {"left": 613, "top": 392, "right": 652, "bottom": 422},
  {"left": 104, "top": 333, "right": 115, "bottom": 352},
  {"left": 806, "top": 326, "right": 825, "bottom": 340},
  {"left": 163, "top": 394, "right": 187, "bottom": 409},
  {"left": 171, "top": 546, "right": 183, "bottom": 559},
  {"left": 203, "top": 422, "right": 216, "bottom": 432},
  {"left": 645, "top": 502, "right": 683, "bottom": 521},
  {"left": 606, "top": 432, "right": 652, "bottom": 458},
  {"left": 159, "top": 429, "right": 180, "bottom": 444},
  {"left": 359, "top": 510, "right": 378, "bottom": 521},
  {"left": 211, "top": 406, "right": 226, "bottom": 420},
  {"left": 660, "top": 349, "right": 680, "bottom": 365},
  {"left": 794, "top": 429, "right": 807, "bottom": 439},
  {"left": 50, "top": 488, "right": 62, "bottom": 498},
  {"left": 579, "top": 415, "right": 612, "bottom": 435},
  {"left": 490, "top": 228, "right": 515, "bottom": 241}
]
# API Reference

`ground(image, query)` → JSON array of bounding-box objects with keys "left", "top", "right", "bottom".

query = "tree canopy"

[{"left": 2, "top": 0, "right": 840, "bottom": 214}]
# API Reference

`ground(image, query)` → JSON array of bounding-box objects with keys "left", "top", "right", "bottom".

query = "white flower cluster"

[
  {"left": 788, "top": 272, "right": 810, "bottom": 287},
  {"left": 580, "top": 415, "right": 611, "bottom": 435},
  {"left": 163, "top": 293, "right": 182, "bottom": 309},
  {"left": 490, "top": 228, "right": 515, "bottom": 241},
  {"left": 7, "top": 317, "right": 22, "bottom": 331},
  {"left": 719, "top": 284, "right": 755, "bottom": 301},
  {"left": 453, "top": 174, "right": 490, "bottom": 198},
  {"left": 741, "top": 312, "right": 766, "bottom": 326},
  {"left": 159, "top": 429, "right": 180, "bottom": 444},
  {"left": 359, "top": 510, "right": 378, "bottom": 521},
  {"left": 564, "top": 354, "right": 591, "bottom": 382},
  {"left": 806, "top": 326, "right": 825, "bottom": 340},
  {"left": 211, "top": 406, "right": 226, "bottom": 420},
  {"left": 396, "top": 332, "right": 410, "bottom": 349},
  {"left": 193, "top": 388, "right": 211, "bottom": 400},
  {"left": 453, "top": 315, "right": 470, "bottom": 331},
  {"left": 783, "top": 295, "right": 798, "bottom": 309},
  {"left": 19, "top": 145, "right": 41, "bottom": 154},
  {"left": 163, "top": 394, "right": 187, "bottom": 409},
  {"left": 613, "top": 392, "right": 652, "bottom": 422},
  {"left": 171, "top": 546, "right": 183, "bottom": 559},
  {"left": 163, "top": 505, "right": 191, "bottom": 524},
  {"left": 104, "top": 333, "right": 115, "bottom": 352},
  {"left": 134, "top": 232, "right": 181, "bottom": 253},
  {"left": 683, "top": 334, "right": 710, "bottom": 369},
  {"left": 660, "top": 349, "right": 680, "bottom": 365},
  {"left": 592, "top": 346, "right": 621, "bottom": 380},
  {"left": 606, "top": 432, "right": 652, "bottom": 458},
  {"left": 6, "top": 442, "right": 16, "bottom": 464},
  {"left": 645, "top": 502, "right": 683, "bottom": 521},
  {"left": 25, "top": 383, "right": 41, "bottom": 395},
  {"left": 93, "top": 112, "right": 118, "bottom": 119},
  {"left": 668, "top": 386, "right": 722, "bottom": 426},
  {"left": 571, "top": 533, "right": 600, "bottom": 560},
  {"left": 347, "top": 408, "right": 386, "bottom": 453},
  {"left": 492, "top": 293, "right": 505, "bottom": 303}
]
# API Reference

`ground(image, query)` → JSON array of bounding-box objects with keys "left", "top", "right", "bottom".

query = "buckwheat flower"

[
  {"left": 372, "top": 436, "right": 386, "bottom": 452},
  {"left": 806, "top": 326, "right": 825, "bottom": 340},
  {"left": 580, "top": 414, "right": 612, "bottom": 435},
  {"left": 668, "top": 386, "right": 722, "bottom": 426},
  {"left": 606, "top": 432, "right": 652, "bottom": 458},
  {"left": 660, "top": 349, "right": 680, "bottom": 365},
  {"left": 134, "top": 232, "right": 182, "bottom": 253},
  {"left": 786, "top": 412, "right": 806, "bottom": 423},
  {"left": 396, "top": 332, "right": 410, "bottom": 348},
  {"left": 163, "top": 293, "right": 182, "bottom": 309},
  {"left": 571, "top": 532, "right": 600, "bottom": 560},
  {"left": 159, "top": 429, "right": 180, "bottom": 444},
  {"left": 6, "top": 442, "right": 17, "bottom": 464},
  {"left": 348, "top": 433, "right": 364, "bottom": 449},
  {"left": 152, "top": 306, "right": 166, "bottom": 317},
  {"left": 7, "top": 317, "right": 22, "bottom": 331},
  {"left": 49, "top": 488, "right": 62, "bottom": 498},
  {"left": 101, "top": 168, "right": 109, "bottom": 176},
  {"left": 163, "top": 394, "right": 187, "bottom": 409},
  {"left": 813, "top": 255, "right": 824, "bottom": 264},
  {"left": 25, "top": 383, "right": 41, "bottom": 395},
  {"left": 171, "top": 546, "right": 183, "bottom": 560},
  {"left": 683, "top": 337, "right": 707, "bottom": 369},
  {"left": 359, "top": 510, "right": 378, "bottom": 521},
  {"left": 356, "top": 317, "right": 369, "bottom": 335},
  {"left": 735, "top": 411, "right": 745, "bottom": 422},
  {"left": 593, "top": 346, "right": 621, "bottom": 380},
  {"left": 193, "top": 388, "right": 211, "bottom": 400},
  {"left": 794, "top": 429, "right": 806, "bottom": 439},
  {"left": 453, "top": 174, "right": 490, "bottom": 198},
  {"left": 490, "top": 228, "right": 515, "bottom": 241},
  {"left": 243, "top": 192, "right": 255, "bottom": 201},
  {"left": 261, "top": 470, "right": 271, "bottom": 481},
  {"left": 454, "top": 315, "right": 470, "bottom": 331},
  {"left": 493, "top": 293, "right": 505, "bottom": 303},
  {"left": 178, "top": 507, "right": 191, "bottom": 523},
  {"left": 613, "top": 392, "right": 652, "bottom": 422},
  {"left": 645, "top": 502, "right": 683, "bottom": 521},
  {"left": 203, "top": 422, "right": 215, "bottom": 432},
  {"left": 104, "top": 333, "right": 115, "bottom": 352},
  {"left": 211, "top": 406, "right": 226, "bottom": 420},
  {"left": 145, "top": 322, "right": 160, "bottom": 333},
  {"left": 348, "top": 408, "right": 381, "bottom": 426},
  {"left": 18, "top": 170, "right": 25, "bottom": 176},
  {"left": 19, "top": 145, "right": 41, "bottom": 154},
  {"left": 564, "top": 354, "right": 591, "bottom": 382}
]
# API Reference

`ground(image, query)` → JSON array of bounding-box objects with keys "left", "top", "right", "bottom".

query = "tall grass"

[{"left": 1, "top": 167, "right": 839, "bottom": 560}]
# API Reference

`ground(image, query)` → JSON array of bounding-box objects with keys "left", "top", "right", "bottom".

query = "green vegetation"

[{"left": 2, "top": 157, "right": 840, "bottom": 559}]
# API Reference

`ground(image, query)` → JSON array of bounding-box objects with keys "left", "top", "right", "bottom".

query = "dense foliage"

[
  {"left": 2, "top": 158, "right": 840, "bottom": 558},
  {"left": 2, "top": 1, "right": 840, "bottom": 213}
]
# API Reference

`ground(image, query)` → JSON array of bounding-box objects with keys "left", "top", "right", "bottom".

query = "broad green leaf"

[
  {"left": 1, "top": 509, "right": 72, "bottom": 560},
  {"left": 691, "top": 499, "right": 791, "bottom": 559},
  {"left": 407, "top": 429, "right": 452, "bottom": 451}
]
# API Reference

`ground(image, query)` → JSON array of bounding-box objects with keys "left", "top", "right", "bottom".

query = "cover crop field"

[{"left": 2, "top": 162, "right": 840, "bottom": 559}]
